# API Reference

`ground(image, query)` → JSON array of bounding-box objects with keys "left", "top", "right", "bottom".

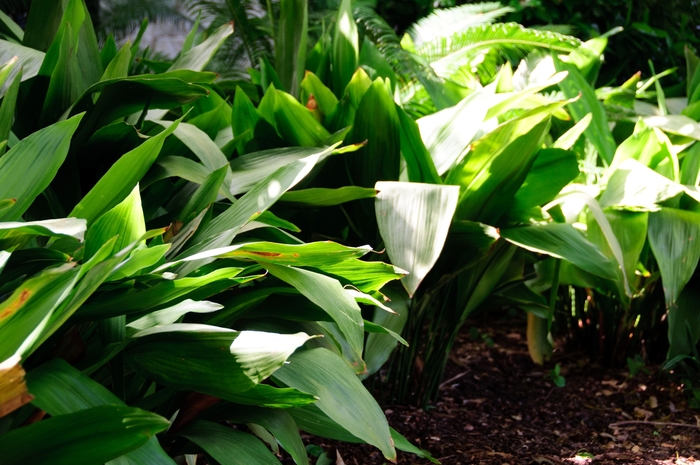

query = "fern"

[
  {"left": 421, "top": 22, "right": 581, "bottom": 78},
  {"left": 354, "top": 7, "right": 440, "bottom": 86},
  {"left": 407, "top": 2, "right": 514, "bottom": 48},
  {"left": 194, "top": 0, "right": 273, "bottom": 71},
  {"left": 99, "top": 0, "right": 191, "bottom": 38}
]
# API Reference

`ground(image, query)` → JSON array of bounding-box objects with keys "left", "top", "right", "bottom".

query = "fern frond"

[
  {"left": 407, "top": 2, "right": 514, "bottom": 48},
  {"left": 192, "top": 0, "right": 273, "bottom": 67},
  {"left": 354, "top": 6, "right": 437, "bottom": 84},
  {"left": 99, "top": 0, "right": 191, "bottom": 38},
  {"left": 421, "top": 22, "right": 581, "bottom": 77}
]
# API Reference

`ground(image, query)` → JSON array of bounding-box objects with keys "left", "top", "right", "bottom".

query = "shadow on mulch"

[{"left": 295, "top": 319, "right": 700, "bottom": 465}]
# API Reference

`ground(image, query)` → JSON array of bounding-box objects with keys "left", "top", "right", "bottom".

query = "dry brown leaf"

[{"left": 0, "top": 355, "right": 33, "bottom": 418}]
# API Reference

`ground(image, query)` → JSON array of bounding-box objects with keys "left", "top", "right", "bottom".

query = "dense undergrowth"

[{"left": 0, "top": 0, "right": 699, "bottom": 464}]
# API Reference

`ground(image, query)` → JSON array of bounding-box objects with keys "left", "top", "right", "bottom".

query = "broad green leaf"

[
  {"left": 70, "top": 72, "right": 213, "bottom": 139},
  {"left": 501, "top": 223, "right": 618, "bottom": 280},
  {"left": 107, "top": 244, "right": 171, "bottom": 281},
  {"left": 127, "top": 327, "right": 311, "bottom": 400},
  {"left": 599, "top": 159, "right": 691, "bottom": 211},
  {"left": 0, "top": 218, "right": 86, "bottom": 245},
  {"left": 452, "top": 114, "right": 552, "bottom": 223},
  {"left": 687, "top": 45, "right": 700, "bottom": 100},
  {"left": 182, "top": 421, "right": 280, "bottom": 465},
  {"left": 0, "top": 10, "right": 23, "bottom": 42},
  {"left": 0, "top": 68, "right": 22, "bottom": 149},
  {"left": 553, "top": 113, "right": 592, "bottom": 150},
  {"left": 288, "top": 404, "right": 361, "bottom": 443},
  {"left": 231, "top": 86, "right": 262, "bottom": 154},
  {"left": 642, "top": 115, "right": 700, "bottom": 141},
  {"left": 219, "top": 406, "right": 308, "bottom": 465},
  {"left": 151, "top": 156, "right": 209, "bottom": 186},
  {"left": 0, "top": 114, "right": 82, "bottom": 221},
  {"left": 38, "top": 0, "right": 89, "bottom": 125},
  {"left": 280, "top": 186, "right": 377, "bottom": 206},
  {"left": 667, "top": 287, "right": 700, "bottom": 359},
  {"left": 0, "top": 55, "right": 16, "bottom": 88},
  {"left": 0, "top": 264, "right": 79, "bottom": 362},
  {"left": 181, "top": 12, "right": 202, "bottom": 54},
  {"left": 325, "top": 67, "right": 372, "bottom": 133},
  {"left": 300, "top": 71, "right": 338, "bottom": 116},
  {"left": 168, "top": 22, "right": 234, "bottom": 71},
  {"left": 78, "top": 268, "right": 247, "bottom": 319},
  {"left": 39, "top": 0, "right": 101, "bottom": 83},
  {"left": 553, "top": 54, "right": 616, "bottom": 164},
  {"left": 23, "top": 0, "right": 67, "bottom": 51},
  {"left": 240, "top": 211, "right": 301, "bottom": 233},
  {"left": 484, "top": 71, "right": 568, "bottom": 120},
  {"left": 317, "top": 259, "right": 407, "bottom": 293},
  {"left": 397, "top": 106, "right": 440, "bottom": 184},
  {"left": 364, "top": 286, "right": 410, "bottom": 376},
  {"left": 587, "top": 209, "right": 647, "bottom": 295},
  {"left": 359, "top": 37, "right": 397, "bottom": 91},
  {"left": 71, "top": 118, "right": 181, "bottom": 224},
  {"left": 175, "top": 166, "right": 228, "bottom": 224},
  {"left": 418, "top": 82, "right": 495, "bottom": 175},
  {"left": 100, "top": 33, "right": 117, "bottom": 68},
  {"left": 222, "top": 384, "right": 318, "bottom": 409},
  {"left": 648, "top": 207, "right": 700, "bottom": 307},
  {"left": 100, "top": 41, "right": 132, "bottom": 81},
  {"left": 156, "top": 121, "right": 230, "bottom": 176},
  {"left": 84, "top": 185, "right": 146, "bottom": 260},
  {"left": 263, "top": 263, "right": 364, "bottom": 356},
  {"left": 0, "top": 405, "right": 169, "bottom": 465},
  {"left": 562, "top": 35, "right": 608, "bottom": 84},
  {"left": 27, "top": 231, "right": 166, "bottom": 354},
  {"left": 510, "top": 148, "right": 579, "bottom": 212},
  {"left": 547, "top": 191, "right": 632, "bottom": 294},
  {"left": 127, "top": 299, "right": 223, "bottom": 332},
  {"left": 332, "top": 0, "right": 359, "bottom": 97},
  {"left": 229, "top": 146, "right": 333, "bottom": 196},
  {"left": 0, "top": 41, "right": 44, "bottom": 87},
  {"left": 273, "top": 90, "right": 331, "bottom": 146},
  {"left": 26, "top": 359, "right": 175, "bottom": 465},
  {"left": 276, "top": 0, "right": 307, "bottom": 98},
  {"left": 609, "top": 126, "right": 676, "bottom": 177},
  {"left": 177, "top": 154, "right": 322, "bottom": 275},
  {"left": 164, "top": 241, "right": 370, "bottom": 270},
  {"left": 272, "top": 348, "right": 395, "bottom": 460},
  {"left": 347, "top": 79, "right": 401, "bottom": 188},
  {"left": 391, "top": 428, "right": 439, "bottom": 464},
  {"left": 375, "top": 181, "right": 459, "bottom": 296}
]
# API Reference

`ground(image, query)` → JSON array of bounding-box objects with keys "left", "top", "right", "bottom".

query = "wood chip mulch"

[{"left": 296, "top": 319, "right": 700, "bottom": 465}]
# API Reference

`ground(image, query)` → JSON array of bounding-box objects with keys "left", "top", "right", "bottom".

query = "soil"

[{"left": 297, "top": 318, "right": 700, "bottom": 465}]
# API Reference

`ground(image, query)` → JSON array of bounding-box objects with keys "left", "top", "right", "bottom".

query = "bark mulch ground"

[{"left": 301, "top": 319, "right": 700, "bottom": 465}]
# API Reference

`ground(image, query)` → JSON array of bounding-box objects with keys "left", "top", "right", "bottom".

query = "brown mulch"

[{"left": 298, "top": 319, "right": 700, "bottom": 465}]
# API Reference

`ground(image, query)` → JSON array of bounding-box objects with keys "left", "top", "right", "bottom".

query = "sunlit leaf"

[{"left": 375, "top": 181, "right": 459, "bottom": 296}]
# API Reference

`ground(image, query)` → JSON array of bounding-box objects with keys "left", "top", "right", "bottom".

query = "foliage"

[{"left": 0, "top": 1, "right": 439, "bottom": 463}]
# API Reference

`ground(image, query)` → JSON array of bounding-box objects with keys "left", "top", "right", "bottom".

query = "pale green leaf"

[
  {"left": 0, "top": 114, "right": 83, "bottom": 221},
  {"left": 375, "top": 181, "right": 459, "bottom": 296},
  {"left": 0, "top": 405, "right": 169, "bottom": 465},
  {"left": 182, "top": 421, "right": 280, "bottom": 465},
  {"left": 71, "top": 119, "right": 181, "bottom": 225},
  {"left": 127, "top": 327, "right": 311, "bottom": 400},
  {"left": 272, "top": 348, "right": 395, "bottom": 460},
  {"left": 263, "top": 263, "right": 364, "bottom": 356},
  {"left": 648, "top": 207, "right": 700, "bottom": 307},
  {"left": 501, "top": 223, "right": 618, "bottom": 280}
]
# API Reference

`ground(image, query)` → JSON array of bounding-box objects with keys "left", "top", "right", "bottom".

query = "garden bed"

[{"left": 299, "top": 316, "right": 700, "bottom": 465}]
